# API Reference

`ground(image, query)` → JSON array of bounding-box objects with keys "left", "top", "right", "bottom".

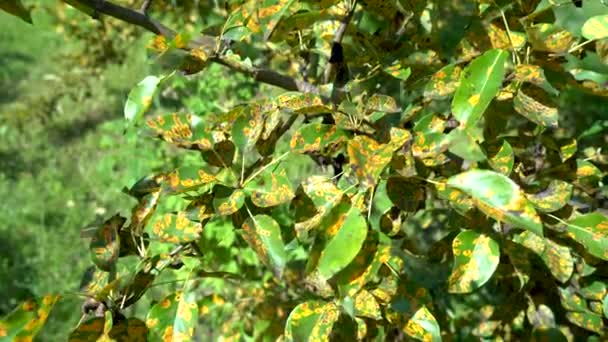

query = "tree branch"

[
  {"left": 140, "top": 0, "right": 153, "bottom": 15},
  {"left": 324, "top": 0, "right": 357, "bottom": 84},
  {"left": 72, "top": 0, "right": 319, "bottom": 93}
]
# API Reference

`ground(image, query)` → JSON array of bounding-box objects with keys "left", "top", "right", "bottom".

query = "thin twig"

[
  {"left": 140, "top": 0, "right": 153, "bottom": 15},
  {"left": 323, "top": 0, "right": 358, "bottom": 84}
]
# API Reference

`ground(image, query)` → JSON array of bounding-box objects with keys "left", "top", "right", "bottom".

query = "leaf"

[
  {"left": 559, "top": 138, "right": 577, "bottom": 162},
  {"left": 242, "top": 215, "right": 287, "bottom": 277},
  {"left": 353, "top": 290, "right": 382, "bottom": 320},
  {"left": 487, "top": 140, "right": 514, "bottom": 175},
  {"left": 162, "top": 165, "right": 217, "bottom": 194},
  {"left": 146, "top": 291, "right": 198, "bottom": 341},
  {"left": 424, "top": 64, "right": 462, "bottom": 100},
  {"left": 448, "top": 231, "right": 500, "bottom": 293},
  {"left": 276, "top": 92, "right": 331, "bottom": 115},
  {"left": 149, "top": 212, "right": 203, "bottom": 243},
  {"left": 526, "top": 180, "right": 573, "bottom": 213},
  {"left": 232, "top": 105, "right": 264, "bottom": 150},
  {"left": 513, "top": 232, "right": 573, "bottom": 283},
  {"left": 284, "top": 301, "right": 340, "bottom": 342},
  {"left": 447, "top": 128, "right": 486, "bottom": 161},
  {"left": 565, "top": 311, "right": 604, "bottom": 334},
  {"left": 452, "top": 49, "right": 508, "bottom": 129},
  {"left": 0, "top": 0, "right": 32, "bottom": 23},
  {"left": 311, "top": 201, "right": 368, "bottom": 280},
  {"left": 513, "top": 64, "right": 559, "bottom": 96},
  {"left": 69, "top": 316, "right": 147, "bottom": 342},
  {"left": 213, "top": 188, "right": 245, "bottom": 216},
  {"left": 347, "top": 136, "right": 398, "bottom": 188},
  {"left": 293, "top": 176, "right": 343, "bottom": 239},
  {"left": 289, "top": 123, "right": 347, "bottom": 153},
  {"left": 246, "top": 166, "right": 295, "bottom": 207},
  {"left": 513, "top": 89, "right": 558, "bottom": 128},
  {"left": 528, "top": 23, "right": 575, "bottom": 53},
  {"left": 366, "top": 94, "right": 400, "bottom": 113},
  {"left": 603, "top": 294, "right": 608, "bottom": 319},
  {"left": 0, "top": 295, "right": 60, "bottom": 341},
  {"left": 145, "top": 113, "right": 216, "bottom": 151},
  {"left": 124, "top": 75, "right": 166, "bottom": 127},
  {"left": 565, "top": 213, "right": 608, "bottom": 260},
  {"left": 447, "top": 170, "right": 543, "bottom": 236},
  {"left": 403, "top": 306, "right": 442, "bottom": 342},
  {"left": 384, "top": 63, "right": 412, "bottom": 81},
  {"left": 90, "top": 215, "right": 125, "bottom": 271},
  {"left": 335, "top": 235, "right": 386, "bottom": 297},
  {"left": 582, "top": 15, "right": 608, "bottom": 40}
]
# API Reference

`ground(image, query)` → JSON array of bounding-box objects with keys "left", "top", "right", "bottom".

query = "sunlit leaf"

[
  {"left": 403, "top": 306, "right": 442, "bottom": 342},
  {"left": 232, "top": 105, "right": 264, "bottom": 150},
  {"left": 383, "top": 63, "right": 412, "bottom": 81},
  {"left": 0, "top": 295, "right": 60, "bottom": 341},
  {"left": 579, "top": 279, "right": 607, "bottom": 301},
  {"left": 353, "top": 290, "right": 382, "bottom": 320},
  {"left": 284, "top": 301, "right": 340, "bottom": 342},
  {"left": 311, "top": 201, "right": 368, "bottom": 280},
  {"left": 447, "top": 170, "right": 543, "bottom": 236},
  {"left": 347, "top": 136, "right": 395, "bottom": 188},
  {"left": 277, "top": 92, "right": 331, "bottom": 115},
  {"left": 448, "top": 231, "right": 500, "bottom": 293},
  {"left": 149, "top": 212, "right": 203, "bottom": 243},
  {"left": 452, "top": 49, "right": 508, "bottom": 129},
  {"left": 335, "top": 234, "right": 386, "bottom": 297},
  {"left": 582, "top": 15, "right": 608, "bottom": 40},
  {"left": 366, "top": 94, "right": 400, "bottom": 113},
  {"left": 213, "top": 188, "right": 245, "bottom": 216},
  {"left": 528, "top": 23, "right": 575, "bottom": 53},
  {"left": 565, "top": 213, "right": 608, "bottom": 260},
  {"left": 487, "top": 140, "right": 514, "bottom": 175},
  {"left": 242, "top": 215, "right": 287, "bottom": 277},
  {"left": 559, "top": 138, "right": 577, "bottom": 162},
  {"left": 69, "top": 316, "right": 147, "bottom": 342},
  {"left": 90, "top": 215, "right": 125, "bottom": 271},
  {"left": 513, "top": 64, "right": 559, "bottom": 96},
  {"left": 447, "top": 128, "right": 486, "bottom": 161},
  {"left": 293, "top": 176, "right": 343, "bottom": 239},
  {"left": 246, "top": 165, "right": 295, "bottom": 207},
  {"left": 146, "top": 291, "right": 198, "bottom": 341},
  {"left": 125, "top": 75, "right": 166, "bottom": 127},
  {"left": 162, "top": 165, "right": 217, "bottom": 194},
  {"left": 565, "top": 311, "right": 604, "bottom": 334},
  {"left": 513, "top": 231, "right": 573, "bottom": 282}
]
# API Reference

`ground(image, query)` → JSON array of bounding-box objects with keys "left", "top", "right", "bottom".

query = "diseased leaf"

[
  {"left": 90, "top": 215, "right": 125, "bottom": 271},
  {"left": 565, "top": 213, "right": 608, "bottom": 260},
  {"left": 452, "top": 49, "right": 508, "bottom": 129},
  {"left": 149, "top": 212, "right": 203, "bottom": 243},
  {"left": 559, "top": 138, "right": 577, "bottom": 162},
  {"left": 0, "top": 295, "right": 60, "bottom": 341},
  {"left": 284, "top": 301, "right": 340, "bottom": 342},
  {"left": 447, "top": 170, "right": 543, "bottom": 236},
  {"left": 366, "top": 94, "right": 400, "bottom": 113},
  {"left": 242, "top": 215, "right": 287, "bottom": 277},
  {"left": 347, "top": 136, "right": 395, "bottom": 188},
  {"left": 69, "top": 316, "right": 147, "bottom": 342},
  {"left": 487, "top": 140, "right": 514, "bottom": 175},
  {"left": 162, "top": 165, "right": 217, "bottom": 194},
  {"left": 447, "top": 128, "right": 486, "bottom": 161},
  {"left": 353, "top": 290, "right": 382, "bottom": 320},
  {"left": 424, "top": 64, "right": 462, "bottom": 100},
  {"left": 310, "top": 201, "right": 368, "bottom": 280},
  {"left": 383, "top": 63, "right": 412, "bottom": 81},
  {"left": 565, "top": 311, "right": 604, "bottom": 334},
  {"left": 403, "top": 306, "right": 442, "bottom": 342},
  {"left": 513, "top": 89, "right": 558, "bottom": 128},
  {"left": 582, "top": 15, "right": 608, "bottom": 40},
  {"left": 448, "top": 231, "right": 500, "bottom": 293},
  {"left": 527, "top": 180, "right": 573, "bottom": 213},
  {"left": 293, "top": 176, "right": 343, "bottom": 239},
  {"left": 528, "top": 23, "right": 575, "bottom": 53},
  {"left": 213, "top": 188, "right": 245, "bottom": 216},
  {"left": 246, "top": 166, "right": 295, "bottom": 207},
  {"left": 146, "top": 291, "right": 198, "bottom": 341},
  {"left": 289, "top": 123, "right": 347, "bottom": 153}
]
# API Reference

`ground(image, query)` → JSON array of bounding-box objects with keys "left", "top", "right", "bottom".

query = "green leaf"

[
  {"left": 90, "top": 215, "right": 125, "bottom": 271},
  {"left": 424, "top": 64, "right": 462, "bottom": 100},
  {"left": 527, "top": 180, "right": 573, "bottom": 213},
  {"left": 293, "top": 176, "right": 343, "bottom": 239},
  {"left": 603, "top": 294, "right": 608, "bottom": 319},
  {"left": 447, "top": 128, "right": 486, "bottom": 161},
  {"left": 231, "top": 105, "right": 264, "bottom": 151},
  {"left": 528, "top": 23, "right": 575, "bottom": 53},
  {"left": 276, "top": 92, "right": 331, "bottom": 115},
  {"left": 513, "top": 89, "right": 558, "bottom": 128},
  {"left": 366, "top": 94, "right": 400, "bottom": 113},
  {"left": 246, "top": 166, "right": 295, "bottom": 207},
  {"left": 124, "top": 75, "right": 166, "bottom": 127},
  {"left": 312, "top": 201, "right": 368, "bottom": 280},
  {"left": 565, "top": 213, "right": 608, "bottom": 261},
  {"left": 284, "top": 301, "right": 340, "bottom": 342},
  {"left": 145, "top": 113, "right": 216, "bottom": 151},
  {"left": 0, "top": 295, "right": 60, "bottom": 341},
  {"left": 335, "top": 235, "right": 386, "bottom": 297},
  {"left": 513, "top": 64, "right": 559, "bottom": 96},
  {"left": 347, "top": 136, "right": 399, "bottom": 188},
  {"left": 289, "top": 123, "right": 347, "bottom": 153},
  {"left": 452, "top": 49, "right": 508, "bottom": 129},
  {"left": 383, "top": 63, "right": 412, "bottom": 81},
  {"left": 582, "top": 15, "right": 608, "bottom": 40},
  {"left": 447, "top": 170, "right": 543, "bottom": 236},
  {"left": 579, "top": 279, "right": 607, "bottom": 301},
  {"left": 559, "top": 138, "right": 577, "bottom": 162},
  {"left": 242, "top": 215, "right": 287, "bottom": 277},
  {"left": 69, "top": 315, "right": 147, "bottom": 342},
  {"left": 0, "top": 0, "right": 32, "bottom": 23},
  {"left": 448, "top": 231, "right": 500, "bottom": 293},
  {"left": 487, "top": 140, "right": 514, "bottom": 175},
  {"left": 146, "top": 291, "right": 198, "bottom": 341},
  {"left": 149, "top": 212, "right": 203, "bottom": 243}
]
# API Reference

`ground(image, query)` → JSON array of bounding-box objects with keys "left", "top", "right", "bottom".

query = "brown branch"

[
  {"left": 72, "top": 0, "right": 319, "bottom": 93},
  {"left": 323, "top": 0, "right": 357, "bottom": 84}
]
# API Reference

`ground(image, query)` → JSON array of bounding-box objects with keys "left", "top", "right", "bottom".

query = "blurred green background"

[{"left": 0, "top": 3, "right": 258, "bottom": 339}]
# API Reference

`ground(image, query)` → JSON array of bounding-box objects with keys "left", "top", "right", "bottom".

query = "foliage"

[{"left": 2, "top": 0, "right": 608, "bottom": 341}]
